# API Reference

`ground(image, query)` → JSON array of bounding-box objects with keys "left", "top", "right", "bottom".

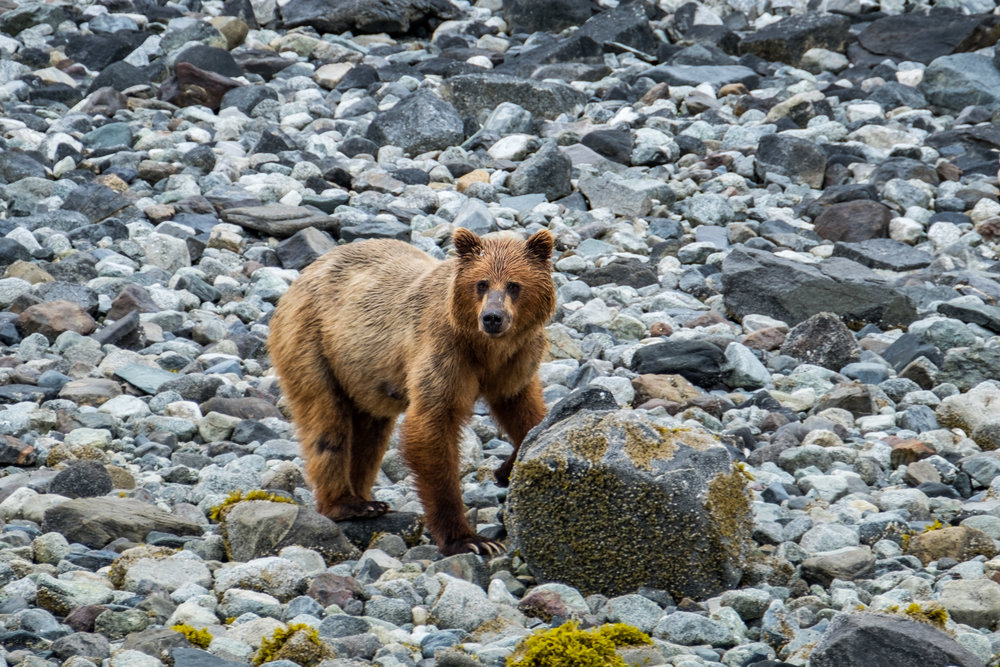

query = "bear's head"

[{"left": 449, "top": 227, "right": 556, "bottom": 339}]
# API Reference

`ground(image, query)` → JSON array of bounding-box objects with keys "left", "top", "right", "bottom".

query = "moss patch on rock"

[
  {"left": 251, "top": 623, "right": 333, "bottom": 666},
  {"left": 507, "top": 621, "right": 652, "bottom": 667}
]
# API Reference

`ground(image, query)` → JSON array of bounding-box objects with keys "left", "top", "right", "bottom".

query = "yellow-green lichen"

[
  {"left": 172, "top": 623, "right": 212, "bottom": 649},
  {"left": 252, "top": 623, "right": 331, "bottom": 666},
  {"left": 921, "top": 519, "right": 944, "bottom": 533},
  {"left": 704, "top": 465, "right": 754, "bottom": 573},
  {"left": 209, "top": 489, "right": 298, "bottom": 522},
  {"left": 507, "top": 622, "right": 652, "bottom": 667},
  {"left": 903, "top": 602, "right": 948, "bottom": 628}
]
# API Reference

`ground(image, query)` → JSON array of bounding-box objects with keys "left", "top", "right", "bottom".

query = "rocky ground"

[{"left": 0, "top": 0, "right": 999, "bottom": 664}]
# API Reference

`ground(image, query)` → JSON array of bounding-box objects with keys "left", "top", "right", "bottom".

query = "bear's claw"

[
  {"left": 322, "top": 499, "right": 391, "bottom": 520},
  {"left": 442, "top": 535, "right": 506, "bottom": 557}
]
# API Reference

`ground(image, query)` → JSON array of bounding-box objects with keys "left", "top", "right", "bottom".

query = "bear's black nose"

[{"left": 481, "top": 311, "right": 504, "bottom": 333}]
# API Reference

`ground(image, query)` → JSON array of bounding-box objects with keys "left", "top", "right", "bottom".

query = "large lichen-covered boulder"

[{"left": 507, "top": 408, "right": 752, "bottom": 599}]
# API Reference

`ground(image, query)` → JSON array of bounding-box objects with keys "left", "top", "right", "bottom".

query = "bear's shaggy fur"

[{"left": 269, "top": 228, "right": 555, "bottom": 555}]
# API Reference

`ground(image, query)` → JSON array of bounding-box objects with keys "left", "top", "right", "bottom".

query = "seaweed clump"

[
  {"left": 171, "top": 623, "right": 212, "bottom": 649},
  {"left": 507, "top": 622, "right": 652, "bottom": 667},
  {"left": 252, "top": 623, "right": 332, "bottom": 666},
  {"left": 208, "top": 489, "right": 298, "bottom": 522}
]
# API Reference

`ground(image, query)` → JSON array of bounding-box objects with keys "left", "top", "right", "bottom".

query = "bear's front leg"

[
  {"left": 399, "top": 385, "right": 504, "bottom": 557},
  {"left": 489, "top": 378, "right": 548, "bottom": 487}
]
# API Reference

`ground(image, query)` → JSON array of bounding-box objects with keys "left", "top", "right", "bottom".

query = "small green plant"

[
  {"left": 921, "top": 519, "right": 944, "bottom": 533},
  {"left": 209, "top": 490, "right": 298, "bottom": 522},
  {"left": 507, "top": 622, "right": 652, "bottom": 667},
  {"left": 253, "top": 623, "right": 327, "bottom": 666},
  {"left": 172, "top": 623, "right": 212, "bottom": 649}
]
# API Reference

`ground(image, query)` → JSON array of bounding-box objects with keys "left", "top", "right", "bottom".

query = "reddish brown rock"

[
  {"left": 107, "top": 285, "right": 160, "bottom": 321},
  {"left": 158, "top": 61, "right": 241, "bottom": 111},
  {"left": 742, "top": 327, "right": 787, "bottom": 351},
  {"left": 814, "top": 200, "right": 893, "bottom": 242},
  {"left": 889, "top": 438, "right": 935, "bottom": 467},
  {"left": 16, "top": 301, "right": 97, "bottom": 339}
]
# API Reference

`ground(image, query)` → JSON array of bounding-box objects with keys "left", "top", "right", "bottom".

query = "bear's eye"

[
  {"left": 506, "top": 282, "right": 521, "bottom": 299},
  {"left": 476, "top": 280, "right": 489, "bottom": 295}
]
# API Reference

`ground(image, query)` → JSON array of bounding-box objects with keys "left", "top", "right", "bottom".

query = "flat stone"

[{"left": 832, "top": 239, "right": 933, "bottom": 272}]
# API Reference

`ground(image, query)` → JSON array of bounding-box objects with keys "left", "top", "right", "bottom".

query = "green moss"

[
  {"left": 903, "top": 602, "right": 948, "bottom": 628},
  {"left": 209, "top": 489, "right": 298, "bottom": 523},
  {"left": 172, "top": 623, "right": 212, "bottom": 649},
  {"left": 252, "top": 623, "right": 329, "bottom": 666},
  {"left": 594, "top": 623, "right": 653, "bottom": 647},
  {"left": 507, "top": 622, "right": 652, "bottom": 667}
]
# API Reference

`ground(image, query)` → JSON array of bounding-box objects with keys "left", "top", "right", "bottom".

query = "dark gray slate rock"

[
  {"left": 174, "top": 44, "right": 243, "bottom": 77},
  {"left": 810, "top": 612, "right": 985, "bottom": 667},
  {"left": 832, "top": 239, "right": 933, "bottom": 272},
  {"left": 42, "top": 498, "right": 203, "bottom": 549},
  {"left": 937, "top": 346, "right": 1000, "bottom": 392},
  {"left": 814, "top": 200, "right": 893, "bottom": 243},
  {"left": 222, "top": 501, "right": 359, "bottom": 563},
  {"left": 755, "top": 134, "right": 827, "bottom": 188},
  {"left": 858, "top": 9, "right": 1000, "bottom": 64},
  {"left": 340, "top": 220, "right": 411, "bottom": 242},
  {"left": 779, "top": 312, "right": 860, "bottom": 371},
  {"left": 502, "top": 0, "right": 590, "bottom": 34},
  {"left": 160, "top": 374, "right": 224, "bottom": 403},
  {"left": 441, "top": 73, "right": 587, "bottom": 121},
  {"left": 869, "top": 82, "right": 927, "bottom": 111},
  {"left": 171, "top": 648, "right": 247, "bottom": 667},
  {"left": 366, "top": 91, "right": 464, "bottom": 155},
  {"left": 630, "top": 340, "right": 725, "bottom": 387},
  {"left": 937, "top": 301, "right": 1000, "bottom": 334},
  {"left": 919, "top": 53, "right": 1000, "bottom": 113},
  {"left": 49, "top": 461, "right": 113, "bottom": 499},
  {"left": 641, "top": 64, "right": 759, "bottom": 89},
  {"left": 880, "top": 333, "right": 942, "bottom": 372},
  {"left": 0, "top": 151, "right": 47, "bottom": 182},
  {"left": 508, "top": 142, "right": 572, "bottom": 201},
  {"left": 60, "top": 183, "right": 131, "bottom": 223},
  {"left": 508, "top": 409, "right": 751, "bottom": 598},
  {"left": 281, "top": 0, "right": 459, "bottom": 34},
  {"left": 739, "top": 13, "right": 851, "bottom": 64},
  {"left": 721, "top": 247, "right": 917, "bottom": 327},
  {"left": 221, "top": 204, "right": 340, "bottom": 238},
  {"left": 275, "top": 227, "right": 336, "bottom": 271}
]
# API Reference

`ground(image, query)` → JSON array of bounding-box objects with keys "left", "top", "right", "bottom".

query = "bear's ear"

[
  {"left": 452, "top": 228, "right": 483, "bottom": 260},
  {"left": 525, "top": 229, "right": 554, "bottom": 263}
]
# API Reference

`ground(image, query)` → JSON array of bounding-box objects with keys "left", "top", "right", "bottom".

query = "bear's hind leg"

[{"left": 343, "top": 411, "right": 394, "bottom": 518}]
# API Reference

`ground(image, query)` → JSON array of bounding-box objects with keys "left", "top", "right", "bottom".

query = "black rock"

[
  {"left": 869, "top": 81, "right": 927, "bottom": 111},
  {"left": 174, "top": 44, "right": 244, "bottom": 77},
  {"left": 0, "top": 238, "right": 31, "bottom": 268},
  {"left": 49, "top": 461, "right": 114, "bottom": 499},
  {"left": 366, "top": 90, "right": 464, "bottom": 155},
  {"left": 779, "top": 312, "right": 860, "bottom": 371},
  {"left": 63, "top": 31, "right": 149, "bottom": 70},
  {"left": 275, "top": 227, "right": 337, "bottom": 271},
  {"left": 832, "top": 239, "right": 933, "bottom": 272},
  {"left": 61, "top": 183, "right": 131, "bottom": 223},
  {"left": 340, "top": 220, "right": 411, "bottom": 242},
  {"left": 507, "top": 142, "right": 572, "bottom": 201},
  {"left": 641, "top": 64, "right": 759, "bottom": 89},
  {"left": 170, "top": 647, "right": 248, "bottom": 667},
  {"left": 0, "top": 151, "right": 47, "bottom": 182},
  {"left": 579, "top": 259, "right": 658, "bottom": 288},
  {"left": 86, "top": 61, "right": 150, "bottom": 94},
  {"left": 339, "top": 136, "right": 380, "bottom": 158},
  {"left": 50, "top": 632, "right": 110, "bottom": 661},
  {"left": 219, "top": 85, "right": 280, "bottom": 114},
  {"left": 739, "top": 13, "right": 850, "bottom": 64},
  {"left": 858, "top": 9, "right": 1000, "bottom": 64},
  {"left": 581, "top": 129, "right": 633, "bottom": 164},
  {"left": 630, "top": 340, "right": 725, "bottom": 387},
  {"left": 441, "top": 73, "right": 587, "bottom": 121},
  {"left": 721, "top": 247, "right": 917, "bottom": 327},
  {"left": 281, "top": 0, "right": 459, "bottom": 35},
  {"left": 160, "top": 375, "right": 225, "bottom": 403},
  {"left": 810, "top": 612, "right": 985, "bottom": 667},
  {"left": 880, "top": 333, "right": 942, "bottom": 371},
  {"left": 755, "top": 134, "right": 828, "bottom": 188},
  {"left": 502, "top": 0, "right": 590, "bottom": 34}
]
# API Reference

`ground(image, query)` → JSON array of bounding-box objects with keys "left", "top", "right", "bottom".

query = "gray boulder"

[
  {"left": 920, "top": 53, "right": 1000, "bottom": 113},
  {"left": 507, "top": 408, "right": 752, "bottom": 599},
  {"left": 221, "top": 500, "right": 359, "bottom": 564},
  {"left": 367, "top": 91, "right": 465, "bottom": 156}
]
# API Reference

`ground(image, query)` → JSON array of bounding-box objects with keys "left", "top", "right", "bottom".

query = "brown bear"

[{"left": 268, "top": 228, "right": 555, "bottom": 556}]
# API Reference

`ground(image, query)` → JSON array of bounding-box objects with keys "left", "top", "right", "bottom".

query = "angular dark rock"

[
  {"left": 502, "top": 0, "right": 590, "bottom": 34},
  {"left": 721, "top": 248, "right": 917, "bottom": 327},
  {"left": 174, "top": 44, "right": 244, "bottom": 77},
  {"left": 441, "top": 73, "right": 587, "bottom": 121},
  {"left": 158, "top": 62, "right": 241, "bottom": 111},
  {"left": 813, "top": 201, "right": 892, "bottom": 242},
  {"left": 221, "top": 204, "right": 340, "bottom": 238},
  {"left": 641, "top": 64, "right": 759, "bottom": 89},
  {"left": 739, "top": 13, "right": 851, "bottom": 64},
  {"left": 281, "top": 0, "right": 459, "bottom": 35},
  {"left": 60, "top": 183, "right": 131, "bottom": 224},
  {"left": 630, "top": 340, "right": 725, "bottom": 387},
  {"left": 937, "top": 301, "right": 1000, "bottom": 334},
  {"left": 858, "top": 9, "right": 1000, "bottom": 64},
  {"left": 366, "top": 90, "right": 464, "bottom": 156},
  {"left": 832, "top": 239, "right": 933, "bottom": 272},
  {"left": 919, "top": 53, "right": 1000, "bottom": 114},
  {"left": 881, "top": 334, "right": 942, "bottom": 372},
  {"left": 49, "top": 461, "right": 114, "bottom": 500},
  {"left": 86, "top": 61, "right": 150, "bottom": 94},
  {"left": 107, "top": 285, "right": 160, "bottom": 321},
  {"left": 754, "top": 134, "right": 828, "bottom": 188},
  {"left": 507, "top": 142, "right": 572, "bottom": 201},
  {"left": 779, "top": 312, "right": 860, "bottom": 371},
  {"left": 810, "top": 612, "right": 985, "bottom": 667},
  {"left": 275, "top": 227, "right": 337, "bottom": 271}
]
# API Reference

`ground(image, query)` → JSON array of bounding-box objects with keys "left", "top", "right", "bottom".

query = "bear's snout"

[{"left": 480, "top": 290, "right": 511, "bottom": 336}]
